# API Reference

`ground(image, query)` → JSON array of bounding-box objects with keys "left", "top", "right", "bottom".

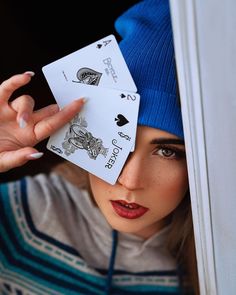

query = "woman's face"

[{"left": 89, "top": 126, "right": 188, "bottom": 239}]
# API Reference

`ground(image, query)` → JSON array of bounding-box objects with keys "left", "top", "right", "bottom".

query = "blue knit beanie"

[{"left": 115, "top": 0, "right": 184, "bottom": 138}]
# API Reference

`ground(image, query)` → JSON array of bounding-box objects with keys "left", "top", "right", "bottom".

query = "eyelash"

[{"left": 153, "top": 144, "right": 186, "bottom": 160}]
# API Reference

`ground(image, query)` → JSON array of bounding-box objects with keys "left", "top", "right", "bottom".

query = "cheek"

[
  {"left": 149, "top": 164, "right": 188, "bottom": 201},
  {"left": 147, "top": 171, "right": 188, "bottom": 219},
  {"left": 163, "top": 168, "right": 188, "bottom": 209},
  {"left": 167, "top": 168, "right": 188, "bottom": 197},
  {"left": 89, "top": 174, "right": 103, "bottom": 197},
  {"left": 89, "top": 174, "right": 112, "bottom": 204}
]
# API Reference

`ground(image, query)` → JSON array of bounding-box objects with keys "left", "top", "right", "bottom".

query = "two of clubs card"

[{"left": 42, "top": 34, "right": 140, "bottom": 185}]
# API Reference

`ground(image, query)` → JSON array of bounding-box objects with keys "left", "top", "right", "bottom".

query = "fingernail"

[
  {"left": 19, "top": 117, "right": 27, "bottom": 128},
  {"left": 18, "top": 112, "right": 29, "bottom": 128},
  {"left": 82, "top": 98, "right": 88, "bottom": 103},
  {"left": 29, "top": 152, "right": 44, "bottom": 159},
  {"left": 24, "top": 71, "right": 35, "bottom": 77},
  {"left": 77, "top": 97, "right": 88, "bottom": 104}
]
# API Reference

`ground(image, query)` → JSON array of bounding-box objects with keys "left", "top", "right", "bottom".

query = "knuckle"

[
  {"left": 44, "top": 120, "right": 55, "bottom": 132},
  {"left": 36, "top": 120, "right": 55, "bottom": 140},
  {"left": 21, "top": 94, "right": 35, "bottom": 106},
  {"left": 1, "top": 77, "right": 19, "bottom": 90},
  {"left": 11, "top": 95, "right": 35, "bottom": 110},
  {"left": 0, "top": 81, "right": 12, "bottom": 95}
]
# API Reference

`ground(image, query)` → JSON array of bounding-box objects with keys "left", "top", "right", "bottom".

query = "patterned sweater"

[{"left": 0, "top": 173, "right": 189, "bottom": 294}]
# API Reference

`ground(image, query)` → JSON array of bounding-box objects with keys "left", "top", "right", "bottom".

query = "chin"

[{"left": 105, "top": 216, "right": 145, "bottom": 235}]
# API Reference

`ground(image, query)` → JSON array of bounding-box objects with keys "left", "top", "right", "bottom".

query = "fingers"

[
  {"left": 0, "top": 72, "right": 35, "bottom": 104},
  {"left": 0, "top": 147, "right": 43, "bottom": 172},
  {"left": 10, "top": 94, "right": 35, "bottom": 127},
  {"left": 34, "top": 98, "right": 86, "bottom": 141},
  {"left": 33, "top": 104, "right": 60, "bottom": 123}
]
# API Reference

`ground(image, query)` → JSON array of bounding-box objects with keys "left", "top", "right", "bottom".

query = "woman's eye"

[
  {"left": 153, "top": 145, "right": 186, "bottom": 160},
  {"left": 158, "top": 148, "right": 175, "bottom": 158}
]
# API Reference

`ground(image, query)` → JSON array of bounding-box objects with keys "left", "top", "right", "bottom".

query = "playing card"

[
  {"left": 47, "top": 83, "right": 140, "bottom": 184},
  {"left": 42, "top": 34, "right": 137, "bottom": 93}
]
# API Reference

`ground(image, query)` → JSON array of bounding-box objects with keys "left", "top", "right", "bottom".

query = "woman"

[{"left": 0, "top": 0, "right": 199, "bottom": 294}]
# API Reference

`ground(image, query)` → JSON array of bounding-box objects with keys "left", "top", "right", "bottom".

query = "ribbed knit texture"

[{"left": 115, "top": 0, "right": 184, "bottom": 138}]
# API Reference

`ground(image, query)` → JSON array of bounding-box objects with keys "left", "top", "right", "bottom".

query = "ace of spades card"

[{"left": 42, "top": 34, "right": 137, "bottom": 93}]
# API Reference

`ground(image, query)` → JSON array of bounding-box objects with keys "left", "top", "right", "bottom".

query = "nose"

[{"left": 117, "top": 152, "right": 144, "bottom": 190}]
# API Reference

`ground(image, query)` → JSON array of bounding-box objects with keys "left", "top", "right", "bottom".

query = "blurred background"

[{"left": 0, "top": 0, "right": 139, "bottom": 182}]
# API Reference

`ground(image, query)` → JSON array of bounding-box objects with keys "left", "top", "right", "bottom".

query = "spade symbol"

[
  {"left": 96, "top": 44, "right": 102, "bottom": 49},
  {"left": 74, "top": 67, "right": 102, "bottom": 85},
  {"left": 115, "top": 114, "right": 129, "bottom": 127},
  {"left": 120, "top": 93, "right": 126, "bottom": 98}
]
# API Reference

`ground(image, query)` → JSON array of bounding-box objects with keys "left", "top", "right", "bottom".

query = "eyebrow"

[{"left": 150, "top": 138, "right": 185, "bottom": 145}]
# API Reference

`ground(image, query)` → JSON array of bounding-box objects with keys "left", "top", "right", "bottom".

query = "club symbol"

[
  {"left": 120, "top": 93, "right": 126, "bottom": 98},
  {"left": 96, "top": 44, "right": 102, "bottom": 49},
  {"left": 115, "top": 114, "right": 129, "bottom": 127}
]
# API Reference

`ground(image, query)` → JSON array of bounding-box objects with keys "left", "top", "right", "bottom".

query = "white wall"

[{"left": 170, "top": 1, "right": 236, "bottom": 294}]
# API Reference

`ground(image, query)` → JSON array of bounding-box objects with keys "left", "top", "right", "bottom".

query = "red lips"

[{"left": 110, "top": 200, "right": 149, "bottom": 219}]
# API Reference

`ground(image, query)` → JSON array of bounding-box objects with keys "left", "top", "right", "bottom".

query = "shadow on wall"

[{"left": 0, "top": 0, "right": 139, "bottom": 182}]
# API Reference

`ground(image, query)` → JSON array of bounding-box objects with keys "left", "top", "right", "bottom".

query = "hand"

[{"left": 0, "top": 72, "right": 85, "bottom": 172}]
